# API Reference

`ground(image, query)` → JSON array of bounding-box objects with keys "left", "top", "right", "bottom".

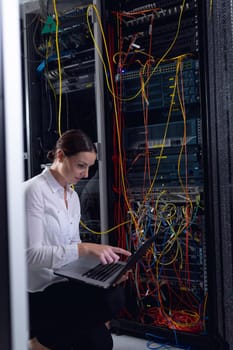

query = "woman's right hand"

[{"left": 78, "top": 242, "right": 131, "bottom": 264}]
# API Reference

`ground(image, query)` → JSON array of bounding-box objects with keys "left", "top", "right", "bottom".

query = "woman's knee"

[{"left": 105, "top": 285, "right": 126, "bottom": 317}]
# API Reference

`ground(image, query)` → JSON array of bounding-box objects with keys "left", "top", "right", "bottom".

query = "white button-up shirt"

[{"left": 24, "top": 167, "right": 81, "bottom": 292}]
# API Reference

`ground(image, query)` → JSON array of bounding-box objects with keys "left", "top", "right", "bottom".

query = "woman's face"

[{"left": 59, "top": 151, "right": 97, "bottom": 185}]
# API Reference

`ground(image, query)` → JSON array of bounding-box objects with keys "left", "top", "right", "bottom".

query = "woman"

[{"left": 24, "top": 129, "right": 131, "bottom": 350}]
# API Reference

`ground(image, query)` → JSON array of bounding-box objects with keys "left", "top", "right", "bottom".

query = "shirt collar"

[{"left": 42, "top": 167, "right": 73, "bottom": 194}]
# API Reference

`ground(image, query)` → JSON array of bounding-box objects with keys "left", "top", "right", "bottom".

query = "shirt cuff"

[{"left": 57, "top": 243, "right": 79, "bottom": 267}]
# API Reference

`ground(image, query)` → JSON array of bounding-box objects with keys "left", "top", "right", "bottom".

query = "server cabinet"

[
  {"left": 21, "top": 0, "right": 109, "bottom": 243},
  {"left": 102, "top": 1, "right": 232, "bottom": 349}
]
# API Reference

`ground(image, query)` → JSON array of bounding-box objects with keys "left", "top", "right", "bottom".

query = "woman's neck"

[{"left": 49, "top": 166, "right": 67, "bottom": 188}]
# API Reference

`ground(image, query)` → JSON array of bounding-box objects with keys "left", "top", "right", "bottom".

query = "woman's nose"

[{"left": 83, "top": 167, "right": 89, "bottom": 178}]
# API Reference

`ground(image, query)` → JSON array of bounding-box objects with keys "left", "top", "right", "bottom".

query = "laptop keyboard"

[{"left": 82, "top": 262, "right": 123, "bottom": 282}]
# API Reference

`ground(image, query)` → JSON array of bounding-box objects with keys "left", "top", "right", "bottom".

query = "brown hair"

[{"left": 47, "top": 129, "right": 97, "bottom": 162}]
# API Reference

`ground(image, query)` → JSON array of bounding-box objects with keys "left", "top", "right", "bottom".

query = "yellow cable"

[
  {"left": 53, "top": 0, "right": 62, "bottom": 137},
  {"left": 87, "top": 4, "right": 139, "bottom": 232},
  {"left": 142, "top": 58, "right": 181, "bottom": 205},
  {"left": 176, "top": 57, "right": 194, "bottom": 210},
  {"left": 210, "top": 0, "right": 213, "bottom": 16},
  {"left": 159, "top": 239, "right": 180, "bottom": 266},
  {"left": 85, "top": 3, "right": 191, "bottom": 239},
  {"left": 80, "top": 219, "right": 131, "bottom": 235},
  {"left": 85, "top": 3, "right": 187, "bottom": 234},
  {"left": 87, "top": 1, "right": 186, "bottom": 103},
  {"left": 203, "top": 292, "right": 208, "bottom": 330}
]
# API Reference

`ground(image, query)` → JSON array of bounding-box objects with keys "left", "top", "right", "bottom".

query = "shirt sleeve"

[
  {"left": 70, "top": 190, "right": 82, "bottom": 245},
  {"left": 24, "top": 181, "right": 79, "bottom": 269}
]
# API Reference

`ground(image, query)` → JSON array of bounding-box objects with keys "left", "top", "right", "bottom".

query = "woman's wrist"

[{"left": 78, "top": 242, "right": 91, "bottom": 257}]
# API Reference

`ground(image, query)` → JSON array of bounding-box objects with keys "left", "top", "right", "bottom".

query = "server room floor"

[{"left": 112, "top": 333, "right": 181, "bottom": 350}]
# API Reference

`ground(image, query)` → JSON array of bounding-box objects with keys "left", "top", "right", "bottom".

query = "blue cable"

[
  {"left": 145, "top": 333, "right": 170, "bottom": 350},
  {"left": 145, "top": 332, "right": 192, "bottom": 350}
]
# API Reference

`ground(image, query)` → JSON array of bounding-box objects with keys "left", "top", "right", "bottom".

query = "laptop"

[{"left": 54, "top": 235, "right": 156, "bottom": 289}]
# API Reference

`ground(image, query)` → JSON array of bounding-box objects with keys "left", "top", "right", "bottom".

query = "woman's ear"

[{"left": 56, "top": 149, "right": 65, "bottom": 162}]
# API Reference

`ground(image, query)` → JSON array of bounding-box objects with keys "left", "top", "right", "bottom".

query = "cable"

[
  {"left": 80, "top": 219, "right": 131, "bottom": 235},
  {"left": 52, "top": 0, "right": 63, "bottom": 137}
]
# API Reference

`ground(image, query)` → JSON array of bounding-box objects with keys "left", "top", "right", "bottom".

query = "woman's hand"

[
  {"left": 112, "top": 270, "right": 132, "bottom": 286},
  {"left": 78, "top": 242, "right": 131, "bottom": 264}
]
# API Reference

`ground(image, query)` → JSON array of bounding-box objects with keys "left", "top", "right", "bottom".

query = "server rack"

[
  {"left": 21, "top": 0, "right": 109, "bottom": 244},
  {"left": 102, "top": 1, "right": 232, "bottom": 349}
]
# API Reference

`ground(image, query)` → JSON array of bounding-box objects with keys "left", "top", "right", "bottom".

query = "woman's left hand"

[{"left": 113, "top": 270, "right": 132, "bottom": 286}]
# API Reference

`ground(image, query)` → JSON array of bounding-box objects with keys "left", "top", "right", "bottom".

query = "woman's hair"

[{"left": 47, "top": 129, "right": 97, "bottom": 162}]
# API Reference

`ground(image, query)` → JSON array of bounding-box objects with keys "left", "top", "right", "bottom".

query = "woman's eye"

[{"left": 77, "top": 164, "right": 87, "bottom": 169}]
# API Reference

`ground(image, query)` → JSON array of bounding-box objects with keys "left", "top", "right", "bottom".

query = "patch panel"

[
  {"left": 124, "top": 119, "right": 201, "bottom": 149},
  {"left": 127, "top": 185, "right": 202, "bottom": 203}
]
